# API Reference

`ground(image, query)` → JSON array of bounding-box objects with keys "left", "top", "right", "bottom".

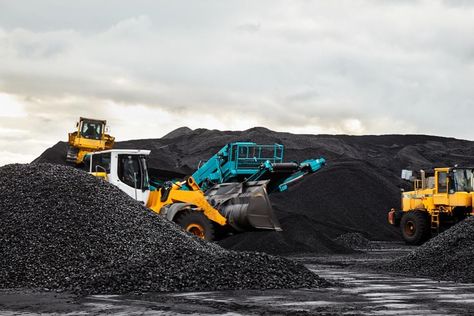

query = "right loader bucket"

[{"left": 205, "top": 181, "right": 282, "bottom": 232}]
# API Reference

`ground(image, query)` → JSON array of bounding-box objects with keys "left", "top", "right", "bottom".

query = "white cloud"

[
  {"left": 0, "top": 0, "right": 474, "bottom": 165},
  {"left": 0, "top": 93, "right": 27, "bottom": 117}
]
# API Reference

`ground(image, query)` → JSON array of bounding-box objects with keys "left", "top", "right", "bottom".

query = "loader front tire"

[
  {"left": 174, "top": 209, "right": 215, "bottom": 241},
  {"left": 400, "top": 211, "right": 430, "bottom": 245}
]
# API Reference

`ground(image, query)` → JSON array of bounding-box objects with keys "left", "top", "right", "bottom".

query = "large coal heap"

[
  {"left": 0, "top": 163, "right": 327, "bottom": 294},
  {"left": 384, "top": 217, "right": 474, "bottom": 283},
  {"left": 35, "top": 127, "right": 474, "bottom": 248}
]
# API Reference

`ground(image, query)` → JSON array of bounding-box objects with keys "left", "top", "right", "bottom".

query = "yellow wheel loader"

[
  {"left": 84, "top": 149, "right": 281, "bottom": 241},
  {"left": 67, "top": 117, "right": 115, "bottom": 165},
  {"left": 388, "top": 167, "right": 474, "bottom": 245}
]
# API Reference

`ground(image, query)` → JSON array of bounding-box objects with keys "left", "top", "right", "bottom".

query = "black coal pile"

[
  {"left": 271, "top": 160, "right": 401, "bottom": 241},
  {"left": 335, "top": 232, "right": 371, "bottom": 250},
  {"left": 35, "top": 127, "right": 474, "bottom": 250},
  {"left": 0, "top": 163, "right": 327, "bottom": 294},
  {"left": 218, "top": 212, "right": 353, "bottom": 255},
  {"left": 384, "top": 217, "right": 474, "bottom": 283}
]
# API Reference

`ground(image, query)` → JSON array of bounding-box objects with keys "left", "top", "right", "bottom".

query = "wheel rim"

[
  {"left": 404, "top": 220, "right": 416, "bottom": 236},
  {"left": 186, "top": 223, "right": 206, "bottom": 239}
]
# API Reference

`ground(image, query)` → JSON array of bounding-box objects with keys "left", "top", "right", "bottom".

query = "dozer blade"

[{"left": 205, "top": 180, "right": 282, "bottom": 232}]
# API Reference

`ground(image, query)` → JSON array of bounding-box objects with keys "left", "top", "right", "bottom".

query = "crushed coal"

[
  {"left": 270, "top": 160, "right": 401, "bottom": 241},
  {"left": 35, "top": 127, "right": 474, "bottom": 254},
  {"left": 384, "top": 217, "right": 474, "bottom": 283},
  {"left": 334, "top": 232, "right": 371, "bottom": 250},
  {"left": 218, "top": 212, "right": 354, "bottom": 255},
  {"left": 0, "top": 163, "right": 328, "bottom": 295}
]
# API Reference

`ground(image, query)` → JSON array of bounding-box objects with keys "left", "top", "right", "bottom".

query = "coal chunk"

[{"left": 0, "top": 163, "right": 327, "bottom": 294}]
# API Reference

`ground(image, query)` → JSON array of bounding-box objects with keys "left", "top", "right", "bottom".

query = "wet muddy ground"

[{"left": 1, "top": 242, "right": 473, "bottom": 315}]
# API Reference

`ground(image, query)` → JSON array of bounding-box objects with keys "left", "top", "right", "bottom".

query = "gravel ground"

[
  {"left": 384, "top": 217, "right": 474, "bottom": 283},
  {"left": 0, "top": 163, "right": 327, "bottom": 295}
]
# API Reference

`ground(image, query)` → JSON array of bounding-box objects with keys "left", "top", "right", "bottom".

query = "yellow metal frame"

[{"left": 146, "top": 177, "right": 227, "bottom": 226}]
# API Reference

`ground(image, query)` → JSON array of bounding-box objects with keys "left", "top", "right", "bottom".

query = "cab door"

[
  {"left": 433, "top": 170, "right": 449, "bottom": 205},
  {"left": 115, "top": 154, "right": 150, "bottom": 204}
]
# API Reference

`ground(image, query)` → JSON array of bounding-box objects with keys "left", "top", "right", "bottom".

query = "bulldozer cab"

[{"left": 78, "top": 118, "right": 105, "bottom": 140}]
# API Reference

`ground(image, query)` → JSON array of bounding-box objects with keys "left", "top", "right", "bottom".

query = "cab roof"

[
  {"left": 87, "top": 149, "right": 151, "bottom": 156},
  {"left": 79, "top": 117, "right": 107, "bottom": 124}
]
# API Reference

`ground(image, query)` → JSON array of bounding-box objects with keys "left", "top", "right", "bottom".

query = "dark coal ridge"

[
  {"left": 218, "top": 211, "right": 353, "bottom": 255},
  {"left": 0, "top": 163, "right": 327, "bottom": 295},
  {"left": 34, "top": 127, "right": 474, "bottom": 249},
  {"left": 383, "top": 217, "right": 474, "bottom": 283}
]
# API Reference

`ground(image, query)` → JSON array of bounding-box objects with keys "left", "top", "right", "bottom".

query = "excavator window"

[{"left": 81, "top": 121, "right": 103, "bottom": 140}]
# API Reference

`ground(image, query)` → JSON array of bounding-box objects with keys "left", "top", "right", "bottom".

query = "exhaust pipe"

[{"left": 205, "top": 180, "right": 282, "bottom": 232}]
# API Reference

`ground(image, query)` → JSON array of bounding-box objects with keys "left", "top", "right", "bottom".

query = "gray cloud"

[{"left": 0, "top": 0, "right": 474, "bottom": 165}]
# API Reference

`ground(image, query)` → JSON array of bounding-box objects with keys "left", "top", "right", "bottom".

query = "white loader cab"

[{"left": 83, "top": 149, "right": 151, "bottom": 204}]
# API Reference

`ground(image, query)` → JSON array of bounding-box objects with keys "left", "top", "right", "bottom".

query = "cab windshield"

[
  {"left": 453, "top": 168, "right": 474, "bottom": 192},
  {"left": 81, "top": 121, "right": 103, "bottom": 140}
]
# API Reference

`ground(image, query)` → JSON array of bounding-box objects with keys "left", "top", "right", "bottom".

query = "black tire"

[
  {"left": 400, "top": 211, "right": 430, "bottom": 245},
  {"left": 174, "top": 209, "right": 215, "bottom": 241}
]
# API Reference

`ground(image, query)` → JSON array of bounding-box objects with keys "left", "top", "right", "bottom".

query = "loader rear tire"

[
  {"left": 400, "top": 211, "right": 430, "bottom": 245},
  {"left": 174, "top": 210, "right": 215, "bottom": 241}
]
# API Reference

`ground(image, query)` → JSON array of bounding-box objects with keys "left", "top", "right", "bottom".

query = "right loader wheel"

[
  {"left": 400, "top": 211, "right": 430, "bottom": 245},
  {"left": 174, "top": 210, "right": 215, "bottom": 241}
]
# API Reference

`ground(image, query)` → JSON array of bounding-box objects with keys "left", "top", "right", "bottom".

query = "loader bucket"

[{"left": 205, "top": 180, "right": 282, "bottom": 232}]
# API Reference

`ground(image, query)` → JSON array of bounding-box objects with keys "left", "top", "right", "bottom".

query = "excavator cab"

[{"left": 66, "top": 117, "right": 115, "bottom": 165}]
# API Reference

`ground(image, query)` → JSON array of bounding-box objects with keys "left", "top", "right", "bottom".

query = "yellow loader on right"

[{"left": 389, "top": 167, "right": 474, "bottom": 245}]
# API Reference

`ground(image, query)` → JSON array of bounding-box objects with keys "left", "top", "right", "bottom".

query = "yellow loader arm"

[{"left": 146, "top": 177, "right": 227, "bottom": 226}]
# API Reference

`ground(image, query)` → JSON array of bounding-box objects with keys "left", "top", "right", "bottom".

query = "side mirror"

[
  {"left": 105, "top": 126, "right": 110, "bottom": 133},
  {"left": 76, "top": 122, "right": 79, "bottom": 128}
]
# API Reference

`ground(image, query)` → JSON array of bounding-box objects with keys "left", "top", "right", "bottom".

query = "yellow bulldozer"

[
  {"left": 67, "top": 117, "right": 115, "bottom": 164},
  {"left": 388, "top": 167, "right": 474, "bottom": 244}
]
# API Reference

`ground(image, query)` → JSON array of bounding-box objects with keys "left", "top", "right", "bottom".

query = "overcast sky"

[{"left": 1, "top": 0, "right": 474, "bottom": 165}]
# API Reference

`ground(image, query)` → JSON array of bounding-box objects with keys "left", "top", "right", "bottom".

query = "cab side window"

[
  {"left": 91, "top": 153, "right": 111, "bottom": 173},
  {"left": 438, "top": 172, "right": 447, "bottom": 193},
  {"left": 118, "top": 155, "right": 142, "bottom": 189}
]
